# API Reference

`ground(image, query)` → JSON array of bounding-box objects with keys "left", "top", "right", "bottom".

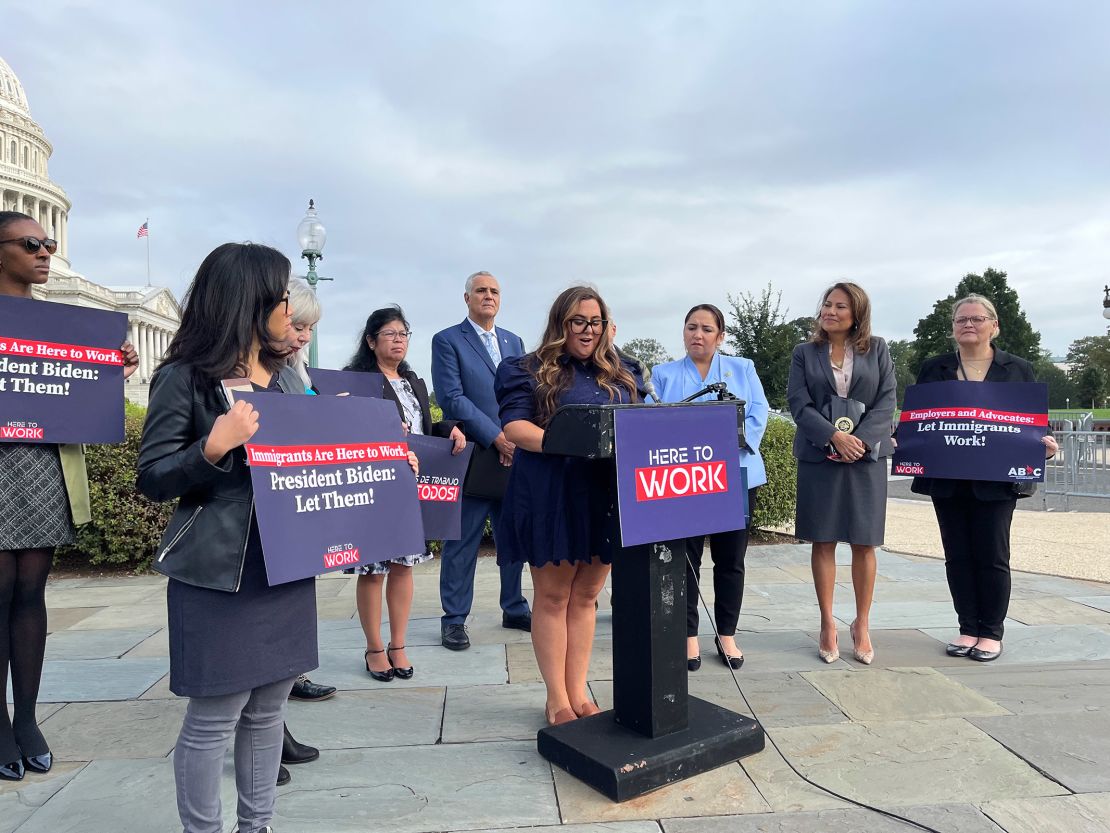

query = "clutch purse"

[
  {"left": 463, "top": 443, "right": 511, "bottom": 499},
  {"left": 825, "top": 396, "right": 878, "bottom": 461}
]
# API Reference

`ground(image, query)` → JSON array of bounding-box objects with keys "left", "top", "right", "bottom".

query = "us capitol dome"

[{"left": 1, "top": 55, "right": 180, "bottom": 403}]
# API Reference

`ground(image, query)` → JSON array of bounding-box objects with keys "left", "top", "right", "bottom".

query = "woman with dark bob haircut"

[
  {"left": 344, "top": 306, "right": 463, "bottom": 682},
  {"left": 0, "top": 211, "right": 138, "bottom": 781},
  {"left": 138, "top": 242, "right": 317, "bottom": 833}
]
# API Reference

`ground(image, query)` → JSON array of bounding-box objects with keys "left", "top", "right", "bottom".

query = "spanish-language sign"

[
  {"left": 238, "top": 392, "right": 425, "bottom": 585},
  {"left": 892, "top": 381, "right": 1049, "bottom": 483},
  {"left": 0, "top": 295, "right": 127, "bottom": 444},
  {"left": 406, "top": 433, "right": 474, "bottom": 540},
  {"left": 309, "top": 368, "right": 384, "bottom": 398},
  {"left": 613, "top": 403, "right": 746, "bottom": 547}
]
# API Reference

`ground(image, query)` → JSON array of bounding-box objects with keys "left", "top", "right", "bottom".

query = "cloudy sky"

[{"left": 8, "top": 2, "right": 1110, "bottom": 376}]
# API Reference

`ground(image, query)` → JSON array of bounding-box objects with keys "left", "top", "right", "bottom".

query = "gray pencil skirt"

[{"left": 794, "top": 458, "right": 887, "bottom": 546}]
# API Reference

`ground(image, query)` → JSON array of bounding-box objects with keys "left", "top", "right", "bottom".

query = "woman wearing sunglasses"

[
  {"left": 344, "top": 306, "right": 465, "bottom": 681},
  {"left": 0, "top": 212, "right": 138, "bottom": 782},
  {"left": 495, "top": 286, "right": 645, "bottom": 725},
  {"left": 911, "top": 294, "right": 1058, "bottom": 662}
]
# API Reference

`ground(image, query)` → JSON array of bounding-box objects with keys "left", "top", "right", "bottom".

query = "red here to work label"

[
  {"left": 0, "top": 336, "right": 124, "bottom": 365},
  {"left": 246, "top": 442, "right": 409, "bottom": 467},
  {"left": 635, "top": 460, "right": 728, "bottom": 501}
]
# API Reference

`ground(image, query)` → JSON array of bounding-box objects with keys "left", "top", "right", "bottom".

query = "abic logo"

[{"left": 1007, "top": 465, "right": 1042, "bottom": 479}]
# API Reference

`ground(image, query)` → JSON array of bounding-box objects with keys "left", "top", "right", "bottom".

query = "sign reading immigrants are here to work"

[
  {"left": 237, "top": 392, "right": 426, "bottom": 586},
  {"left": 613, "top": 403, "right": 746, "bottom": 547},
  {"left": 892, "top": 380, "right": 1049, "bottom": 483},
  {"left": 0, "top": 295, "right": 127, "bottom": 444}
]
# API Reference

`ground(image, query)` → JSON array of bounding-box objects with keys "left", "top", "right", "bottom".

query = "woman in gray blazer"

[{"left": 787, "top": 282, "right": 895, "bottom": 666}]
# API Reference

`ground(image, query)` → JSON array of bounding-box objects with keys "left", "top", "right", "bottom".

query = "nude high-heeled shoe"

[
  {"left": 818, "top": 629, "right": 840, "bottom": 663},
  {"left": 850, "top": 621, "right": 874, "bottom": 665}
]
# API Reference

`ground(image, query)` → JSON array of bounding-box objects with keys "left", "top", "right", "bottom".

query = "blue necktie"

[{"left": 482, "top": 330, "right": 501, "bottom": 366}]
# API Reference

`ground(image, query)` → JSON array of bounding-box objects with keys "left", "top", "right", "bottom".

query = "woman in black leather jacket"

[{"left": 137, "top": 242, "right": 316, "bottom": 833}]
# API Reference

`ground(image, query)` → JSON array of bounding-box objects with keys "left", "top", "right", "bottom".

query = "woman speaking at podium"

[
  {"left": 495, "top": 286, "right": 645, "bottom": 726},
  {"left": 652, "top": 304, "right": 769, "bottom": 672}
]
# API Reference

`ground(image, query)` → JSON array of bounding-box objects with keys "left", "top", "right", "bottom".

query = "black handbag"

[
  {"left": 825, "top": 396, "right": 878, "bottom": 461},
  {"left": 463, "top": 443, "right": 511, "bottom": 499}
]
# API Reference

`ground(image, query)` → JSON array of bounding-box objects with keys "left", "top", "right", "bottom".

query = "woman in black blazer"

[
  {"left": 787, "top": 282, "right": 896, "bottom": 665},
  {"left": 911, "top": 294, "right": 1057, "bottom": 662},
  {"left": 344, "top": 306, "right": 465, "bottom": 681}
]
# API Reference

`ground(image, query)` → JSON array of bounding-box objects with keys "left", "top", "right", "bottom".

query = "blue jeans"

[
  {"left": 174, "top": 676, "right": 295, "bottom": 833},
  {"left": 440, "top": 496, "right": 528, "bottom": 626}
]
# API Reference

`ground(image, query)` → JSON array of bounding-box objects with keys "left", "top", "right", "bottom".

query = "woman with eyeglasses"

[
  {"left": 0, "top": 212, "right": 138, "bottom": 782},
  {"left": 911, "top": 294, "right": 1057, "bottom": 662},
  {"left": 344, "top": 306, "right": 465, "bottom": 681},
  {"left": 137, "top": 242, "right": 317, "bottom": 833},
  {"left": 495, "top": 286, "right": 645, "bottom": 725}
]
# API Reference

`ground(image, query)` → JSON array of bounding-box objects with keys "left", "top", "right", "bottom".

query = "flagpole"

[{"left": 145, "top": 217, "right": 151, "bottom": 286}]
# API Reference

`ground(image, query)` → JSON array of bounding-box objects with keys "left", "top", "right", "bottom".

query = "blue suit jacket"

[
  {"left": 652, "top": 353, "right": 770, "bottom": 488},
  {"left": 431, "top": 319, "right": 526, "bottom": 448}
]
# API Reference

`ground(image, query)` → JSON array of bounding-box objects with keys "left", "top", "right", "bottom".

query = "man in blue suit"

[{"left": 431, "top": 271, "right": 531, "bottom": 650}]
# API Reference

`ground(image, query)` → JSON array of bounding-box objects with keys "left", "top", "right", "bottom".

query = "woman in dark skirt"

[
  {"left": 495, "top": 286, "right": 644, "bottom": 726},
  {"left": 787, "top": 282, "right": 895, "bottom": 666},
  {"left": 0, "top": 211, "right": 138, "bottom": 781},
  {"left": 138, "top": 243, "right": 316, "bottom": 833}
]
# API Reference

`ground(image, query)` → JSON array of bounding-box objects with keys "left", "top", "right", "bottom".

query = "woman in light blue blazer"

[{"left": 653, "top": 303, "right": 769, "bottom": 672}]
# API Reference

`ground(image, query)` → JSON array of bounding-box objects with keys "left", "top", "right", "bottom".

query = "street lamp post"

[
  {"left": 296, "top": 199, "right": 331, "bottom": 367},
  {"left": 1103, "top": 286, "right": 1110, "bottom": 321}
]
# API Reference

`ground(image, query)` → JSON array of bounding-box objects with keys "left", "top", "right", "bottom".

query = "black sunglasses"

[{"left": 0, "top": 236, "right": 58, "bottom": 255}]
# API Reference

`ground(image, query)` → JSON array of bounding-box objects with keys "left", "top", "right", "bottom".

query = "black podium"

[{"left": 536, "top": 402, "right": 765, "bottom": 802}]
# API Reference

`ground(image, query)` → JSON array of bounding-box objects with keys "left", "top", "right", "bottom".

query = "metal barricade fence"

[{"left": 1045, "top": 431, "right": 1110, "bottom": 508}]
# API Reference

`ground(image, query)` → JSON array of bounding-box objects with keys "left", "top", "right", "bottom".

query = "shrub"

[
  {"left": 60, "top": 401, "right": 173, "bottom": 571},
  {"left": 752, "top": 415, "right": 797, "bottom": 530}
]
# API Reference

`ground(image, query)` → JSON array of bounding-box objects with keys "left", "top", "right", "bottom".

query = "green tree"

[
  {"left": 1066, "top": 330, "right": 1110, "bottom": 381},
  {"left": 888, "top": 339, "right": 916, "bottom": 407},
  {"left": 1032, "top": 354, "right": 1077, "bottom": 409},
  {"left": 725, "top": 284, "right": 810, "bottom": 409},
  {"left": 619, "top": 337, "right": 673, "bottom": 372},
  {"left": 910, "top": 268, "right": 1041, "bottom": 374},
  {"left": 1075, "top": 364, "right": 1108, "bottom": 410}
]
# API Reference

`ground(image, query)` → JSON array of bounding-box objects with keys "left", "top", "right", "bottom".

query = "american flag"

[{"left": 137, "top": 222, "right": 148, "bottom": 239}]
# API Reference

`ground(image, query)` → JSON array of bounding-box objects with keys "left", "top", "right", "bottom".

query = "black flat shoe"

[
  {"left": 364, "top": 649, "right": 395, "bottom": 682},
  {"left": 289, "top": 674, "right": 336, "bottom": 702},
  {"left": 0, "top": 758, "right": 24, "bottom": 781},
  {"left": 969, "top": 645, "right": 1003, "bottom": 662},
  {"left": 946, "top": 642, "right": 973, "bottom": 657},
  {"left": 441, "top": 623, "right": 471, "bottom": 651},
  {"left": 502, "top": 611, "right": 532, "bottom": 632},
  {"left": 687, "top": 656, "right": 701, "bottom": 672},
  {"left": 22, "top": 752, "right": 52, "bottom": 774},
  {"left": 276, "top": 764, "right": 290, "bottom": 786},
  {"left": 281, "top": 724, "right": 319, "bottom": 765},
  {"left": 387, "top": 645, "right": 414, "bottom": 680},
  {"left": 715, "top": 638, "right": 744, "bottom": 670}
]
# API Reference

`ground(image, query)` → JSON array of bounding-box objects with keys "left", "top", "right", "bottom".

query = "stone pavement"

[{"left": 4, "top": 545, "right": 1110, "bottom": 833}]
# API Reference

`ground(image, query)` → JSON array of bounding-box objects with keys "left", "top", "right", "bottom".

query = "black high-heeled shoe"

[
  {"left": 715, "top": 637, "right": 744, "bottom": 670},
  {"left": 0, "top": 758, "right": 24, "bottom": 781},
  {"left": 364, "top": 649, "right": 395, "bottom": 682},
  {"left": 687, "top": 655, "right": 702, "bottom": 672},
  {"left": 387, "top": 644, "right": 414, "bottom": 680},
  {"left": 22, "top": 751, "right": 52, "bottom": 774}
]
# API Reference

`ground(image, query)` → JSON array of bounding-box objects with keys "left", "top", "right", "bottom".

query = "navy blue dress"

[{"left": 494, "top": 354, "right": 643, "bottom": 568}]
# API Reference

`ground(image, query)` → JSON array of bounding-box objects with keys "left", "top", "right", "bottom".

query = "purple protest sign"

[
  {"left": 893, "top": 381, "right": 1049, "bottom": 483},
  {"left": 613, "top": 403, "right": 746, "bottom": 547},
  {"left": 238, "top": 392, "right": 425, "bottom": 585},
  {"left": 406, "top": 434, "right": 474, "bottom": 540},
  {"left": 0, "top": 295, "right": 127, "bottom": 444},
  {"left": 309, "top": 367, "right": 384, "bottom": 398}
]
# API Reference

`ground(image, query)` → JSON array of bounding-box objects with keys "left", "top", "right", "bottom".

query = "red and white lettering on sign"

[
  {"left": 634, "top": 460, "right": 728, "bottom": 502},
  {"left": 246, "top": 442, "right": 409, "bottom": 467},
  {"left": 0, "top": 425, "right": 45, "bottom": 440},
  {"left": 0, "top": 336, "right": 124, "bottom": 366},
  {"left": 322, "top": 547, "right": 361, "bottom": 569},
  {"left": 900, "top": 407, "right": 1047, "bottom": 427},
  {"left": 418, "top": 483, "right": 460, "bottom": 502}
]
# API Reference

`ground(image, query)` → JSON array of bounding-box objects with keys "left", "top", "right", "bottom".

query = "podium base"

[{"left": 536, "top": 696, "right": 765, "bottom": 802}]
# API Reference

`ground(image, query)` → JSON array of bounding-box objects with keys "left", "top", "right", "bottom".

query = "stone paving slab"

[
  {"left": 801, "top": 667, "right": 1009, "bottom": 722},
  {"left": 44, "top": 585, "right": 163, "bottom": 609},
  {"left": 461, "top": 825, "right": 661, "bottom": 833},
  {"left": 286, "top": 687, "right": 444, "bottom": 749},
  {"left": 689, "top": 631, "right": 850, "bottom": 674},
  {"left": 689, "top": 672, "right": 845, "bottom": 728},
  {"left": 1007, "top": 596, "right": 1110, "bottom": 625},
  {"left": 866, "top": 559, "right": 949, "bottom": 583},
  {"left": 939, "top": 662, "right": 1110, "bottom": 714},
  {"left": 727, "top": 605, "right": 835, "bottom": 633},
  {"left": 767, "top": 718, "right": 1066, "bottom": 806},
  {"left": 122, "top": 628, "right": 169, "bottom": 658},
  {"left": 662, "top": 803, "right": 1007, "bottom": 833},
  {"left": 44, "top": 627, "right": 158, "bottom": 661},
  {"left": 441, "top": 681, "right": 549, "bottom": 742},
  {"left": 743, "top": 566, "right": 807, "bottom": 584},
  {"left": 509, "top": 640, "right": 613, "bottom": 684},
  {"left": 270, "top": 742, "right": 559, "bottom": 833},
  {"left": 45, "top": 606, "right": 103, "bottom": 632},
  {"left": 552, "top": 760, "right": 770, "bottom": 824},
  {"left": 138, "top": 673, "right": 174, "bottom": 700},
  {"left": 980, "top": 793, "right": 1110, "bottom": 833},
  {"left": 314, "top": 643, "right": 507, "bottom": 690},
  {"left": 922, "top": 623, "right": 1110, "bottom": 664},
  {"left": 66, "top": 604, "right": 167, "bottom": 631},
  {"left": 780, "top": 565, "right": 890, "bottom": 584},
  {"left": 42, "top": 700, "right": 187, "bottom": 761},
  {"left": 1073, "top": 595, "right": 1110, "bottom": 613},
  {"left": 24, "top": 657, "right": 168, "bottom": 703},
  {"left": 1008, "top": 573, "right": 1110, "bottom": 598},
  {"left": 802, "top": 628, "right": 975, "bottom": 668},
  {"left": 832, "top": 600, "right": 1012, "bottom": 630},
  {"left": 742, "top": 583, "right": 824, "bottom": 607},
  {"left": 736, "top": 742, "right": 846, "bottom": 813},
  {"left": 971, "top": 711, "right": 1110, "bottom": 793},
  {"left": 0, "top": 763, "right": 84, "bottom": 833}
]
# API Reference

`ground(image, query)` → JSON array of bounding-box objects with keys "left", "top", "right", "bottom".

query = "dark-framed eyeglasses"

[
  {"left": 568, "top": 317, "right": 608, "bottom": 334},
  {"left": 954, "top": 315, "right": 992, "bottom": 326},
  {"left": 377, "top": 328, "right": 412, "bottom": 341},
  {"left": 0, "top": 236, "right": 58, "bottom": 255}
]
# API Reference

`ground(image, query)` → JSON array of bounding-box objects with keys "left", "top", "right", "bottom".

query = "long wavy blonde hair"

[{"left": 531, "top": 286, "right": 639, "bottom": 425}]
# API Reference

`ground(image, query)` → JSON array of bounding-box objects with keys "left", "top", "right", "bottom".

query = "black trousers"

[
  {"left": 686, "top": 487, "right": 758, "bottom": 638},
  {"left": 931, "top": 491, "right": 1017, "bottom": 641}
]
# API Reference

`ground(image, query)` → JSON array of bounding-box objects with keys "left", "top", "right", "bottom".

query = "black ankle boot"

[{"left": 281, "top": 724, "right": 319, "bottom": 765}]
